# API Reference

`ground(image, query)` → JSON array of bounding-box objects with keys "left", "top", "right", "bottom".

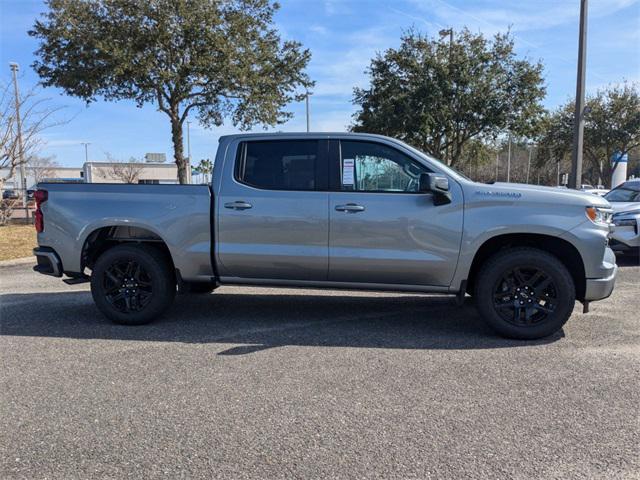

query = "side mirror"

[{"left": 419, "top": 173, "right": 452, "bottom": 205}]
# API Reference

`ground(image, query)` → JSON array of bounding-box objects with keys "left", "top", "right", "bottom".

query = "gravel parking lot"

[{"left": 1, "top": 257, "right": 639, "bottom": 479}]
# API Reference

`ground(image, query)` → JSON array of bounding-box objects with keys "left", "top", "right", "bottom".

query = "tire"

[
  {"left": 183, "top": 282, "right": 215, "bottom": 294},
  {"left": 474, "top": 247, "right": 576, "bottom": 339},
  {"left": 90, "top": 244, "right": 176, "bottom": 325}
]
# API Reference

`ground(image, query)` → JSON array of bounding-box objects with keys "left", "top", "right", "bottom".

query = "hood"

[
  {"left": 471, "top": 182, "right": 611, "bottom": 207},
  {"left": 609, "top": 202, "right": 640, "bottom": 215}
]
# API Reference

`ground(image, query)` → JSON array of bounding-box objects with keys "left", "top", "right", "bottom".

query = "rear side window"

[{"left": 236, "top": 140, "right": 318, "bottom": 191}]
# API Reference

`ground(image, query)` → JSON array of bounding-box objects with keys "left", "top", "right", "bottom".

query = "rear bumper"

[{"left": 33, "top": 247, "right": 62, "bottom": 277}]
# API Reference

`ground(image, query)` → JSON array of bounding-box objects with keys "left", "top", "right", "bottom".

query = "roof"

[{"left": 218, "top": 131, "right": 394, "bottom": 142}]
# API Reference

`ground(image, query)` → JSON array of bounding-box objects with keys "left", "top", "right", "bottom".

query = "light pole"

[
  {"left": 10, "top": 62, "right": 28, "bottom": 219},
  {"left": 439, "top": 28, "right": 454, "bottom": 165},
  {"left": 506, "top": 134, "right": 512, "bottom": 183},
  {"left": 526, "top": 143, "right": 533, "bottom": 184},
  {"left": 570, "top": 0, "right": 588, "bottom": 189},
  {"left": 81, "top": 142, "right": 90, "bottom": 163},
  {"left": 305, "top": 92, "right": 310, "bottom": 132},
  {"left": 186, "top": 120, "right": 192, "bottom": 184}
]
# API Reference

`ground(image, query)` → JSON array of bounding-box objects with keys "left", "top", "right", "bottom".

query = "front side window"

[
  {"left": 236, "top": 140, "right": 318, "bottom": 191},
  {"left": 340, "top": 141, "right": 429, "bottom": 192},
  {"left": 604, "top": 186, "right": 640, "bottom": 202}
]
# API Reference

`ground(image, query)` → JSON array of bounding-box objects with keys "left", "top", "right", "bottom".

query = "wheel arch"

[
  {"left": 81, "top": 225, "right": 175, "bottom": 274},
  {"left": 466, "top": 233, "right": 586, "bottom": 301}
]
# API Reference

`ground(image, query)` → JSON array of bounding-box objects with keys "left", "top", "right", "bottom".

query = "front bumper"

[
  {"left": 584, "top": 267, "right": 617, "bottom": 301},
  {"left": 33, "top": 247, "right": 63, "bottom": 277}
]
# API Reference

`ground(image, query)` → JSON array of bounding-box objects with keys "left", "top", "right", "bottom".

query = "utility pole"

[
  {"left": 81, "top": 142, "right": 90, "bottom": 163},
  {"left": 570, "top": 0, "right": 588, "bottom": 189},
  {"left": 495, "top": 153, "right": 499, "bottom": 182},
  {"left": 305, "top": 92, "right": 310, "bottom": 132},
  {"left": 506, "top": 134, "right": 512, "bottom": 183},
  {"left": 186, "top": 120, "right": 192, "bottom": 184},
  {"left": 10, "top": 62, "right": 28, "bottom": 220}
]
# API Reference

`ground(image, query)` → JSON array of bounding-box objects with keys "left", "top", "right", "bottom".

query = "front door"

[
  {"left": 328, "top": 140, "right": 463, "bottom": 286},
  {"left": 217, "top": 139, "right": 329, "bottom": 281}
]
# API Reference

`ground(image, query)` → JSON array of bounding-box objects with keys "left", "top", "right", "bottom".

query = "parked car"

[
  {"left": 582, "top": 187, "right": 609, "bottom": 197},
  {"left": 604, "top": 179, "right": 640, "bottom": 255},
  {"left": 32, "top": 133, "right": 617, "bottom": 339},
  {"left": 2, "top": 189, "right": 19, "bottom": 200}
]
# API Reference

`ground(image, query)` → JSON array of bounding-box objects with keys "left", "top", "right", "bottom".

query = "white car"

[
  {"left": 583, "top": 188, "right": 610, "bottom": 197},
  {"left": 604, "top": 180, "right": 640, "bottom": 255}
]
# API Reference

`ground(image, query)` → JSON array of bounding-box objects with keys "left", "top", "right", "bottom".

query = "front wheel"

[
  {"left": 91, "top": 244, "right": 176, "bottom": 325},
  {"left": 475, "top": 247, "right": 576, "bottom": 339}
]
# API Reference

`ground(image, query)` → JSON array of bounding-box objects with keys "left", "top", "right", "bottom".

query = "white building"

[{"left": 2, "top": 161, "right": 179, "bottom": 190}]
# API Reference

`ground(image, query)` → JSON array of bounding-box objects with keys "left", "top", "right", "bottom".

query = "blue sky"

[{"left": 1, "top": 0, "right": 639, "bottom": 168}]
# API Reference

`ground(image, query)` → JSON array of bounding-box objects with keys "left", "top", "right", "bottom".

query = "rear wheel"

[
  {"left": 90, "top": 244, "right": 175, "bottom": 325},
  {"left": 475, "top": 247, "right": 576, "bottom": 339}
]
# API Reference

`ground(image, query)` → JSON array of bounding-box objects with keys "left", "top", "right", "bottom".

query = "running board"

[{"left": 63, "top": 276, "right": 90, "bottom": 285}]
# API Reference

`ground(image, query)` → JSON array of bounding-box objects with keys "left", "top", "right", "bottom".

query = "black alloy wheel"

[
  {"left": 91, "top": 244, "right": 175, "bottom": 325},
  {"left": 492, "top": 266, "right": 558, "bottom": 326},
  {"left": 103, "top": 259, "right": 154, "bottom": 313},
  {"left": 475, "top": 247, "right": 576, "bottom": 339}
]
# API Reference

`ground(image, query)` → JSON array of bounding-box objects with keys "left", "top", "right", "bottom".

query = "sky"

[{"left": 1, "top": 0, "right": 639, "bottom": 168}]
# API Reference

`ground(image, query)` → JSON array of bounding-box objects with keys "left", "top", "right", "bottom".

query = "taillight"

[{"left": 34, "top": 189, "right": 48, "bottom": 233}]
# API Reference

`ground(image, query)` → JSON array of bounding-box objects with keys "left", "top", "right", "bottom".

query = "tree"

[
  {"left": 193, "top": 158, "right": 213, "bottom": 183},
  {"left": 537, "top": 83, "right": 640, "bottom": 187},
  {"left": 30, "top": 0, "right": 313, "bottom": 184},
  {"left": 1, "top": 83, "right": 62, "bottom": 192},
  {"left": 351, "top": 29, "right": 545, "bottom": 166},
  {"left": 101, "top": 154, "right": 145, "bottom": 184},
  {"left": 27, "top": 155, "right": 60, "bottom": 185}
]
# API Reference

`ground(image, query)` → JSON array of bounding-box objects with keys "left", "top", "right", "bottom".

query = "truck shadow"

[{"left": 0, "top": 290, "right": 563, "bottom": 352}]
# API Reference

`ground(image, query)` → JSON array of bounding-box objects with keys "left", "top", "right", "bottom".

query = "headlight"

[
  {"left": 585, "top": 206, "right": 612, "bottom": 225},
  {"left": 613, "top": 214, "right": 638, "bottom": 228}
]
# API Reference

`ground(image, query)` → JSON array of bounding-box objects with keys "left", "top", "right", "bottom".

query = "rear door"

[
  {"left": 328, "top": 139, "right": 463, "bottom": 286},
  {"left": 217, "top": 139, "right": 329, "bottom": 281}
]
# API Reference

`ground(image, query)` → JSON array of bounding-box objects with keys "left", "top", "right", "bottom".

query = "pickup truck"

[{"left": 33, "top": 133, "right": 617, "bottom": 339}]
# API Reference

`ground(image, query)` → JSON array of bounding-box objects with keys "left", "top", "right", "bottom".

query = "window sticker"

[{"left": 342, "top": 158, "right": 355, "bottom": 185}]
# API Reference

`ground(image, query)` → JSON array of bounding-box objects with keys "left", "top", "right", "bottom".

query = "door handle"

[
  {"left": 224, "top": 201, "right": 253, "bottom": 210},
  {"left": 335, "top": 203, "right": 365, "bottom": 213}
]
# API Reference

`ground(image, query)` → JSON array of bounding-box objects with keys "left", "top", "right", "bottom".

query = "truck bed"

[{"left": 36, "top": 182, "right": 213, "bottom": 281}]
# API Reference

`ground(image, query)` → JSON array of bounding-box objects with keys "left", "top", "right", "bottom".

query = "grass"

[{"left": 0, "top": 224, "right": 37, "bottom": 261}]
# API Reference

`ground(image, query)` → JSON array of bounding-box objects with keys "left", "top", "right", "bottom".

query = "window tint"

[
  {"left": 339, "top": 141, "right": 429, "bottom": 192},
  {"left": 237, "top": 141, "right": 317, "bottom": 190}
]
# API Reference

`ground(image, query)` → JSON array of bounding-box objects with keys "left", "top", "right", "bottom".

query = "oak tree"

[
  {"left": 351, "top": 29, "right": 545, "bottom": 167},
  {"left": 30, "top": 0, "right": 313, "bottom": 183}
]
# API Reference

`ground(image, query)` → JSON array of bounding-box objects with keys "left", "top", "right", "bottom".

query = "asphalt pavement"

[{"left": 1, "top": 257, "right": 639, "bottom": 479}]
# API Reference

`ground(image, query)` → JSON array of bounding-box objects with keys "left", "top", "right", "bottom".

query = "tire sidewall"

[
  {"left": 475, "top": 249, "right": 576, "bottom": 339},
  {"left": 91, "top": 245, "right": 175, "bottom": 325}
]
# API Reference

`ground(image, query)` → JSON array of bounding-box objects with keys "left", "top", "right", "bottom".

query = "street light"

[
  {"left": 81, "top": 142, "right": 90, "bottom": 163},
  {"left": 305, "top": 91, "right": 311, "bottom": 132},
  {"left": 186, "top": 120, "right": 192, "bottom": 184},
  {"left": 439, "top": 29, "right": 453, "bottom": 165},
  {"left": 9, "top": 62, "right": 29, "bottom": 220}
]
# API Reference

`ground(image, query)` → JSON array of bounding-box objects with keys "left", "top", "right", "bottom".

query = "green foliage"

[
  {"left": 30, "top": 0, "right": 313, "bottom": 183},
  {"left": 351, "top": 29, "right": 545, "bottom": 166},
  {"left": 537, "top": 83, "right": 640, "bottom": 187}
]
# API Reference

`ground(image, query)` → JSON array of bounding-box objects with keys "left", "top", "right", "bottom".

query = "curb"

[{"left": 0, "top": 256, "right": 35, "bottom": 267}]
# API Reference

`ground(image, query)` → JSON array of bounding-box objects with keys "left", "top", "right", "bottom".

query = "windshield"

[
  {"left": 401, "top": 143, "right": 473, "bottom": 181},
  {"left": 604, "top": 185, "right": 640, "bottom": 202}
]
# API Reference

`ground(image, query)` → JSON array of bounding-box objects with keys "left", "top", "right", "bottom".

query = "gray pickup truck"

[{"left": 33, "top": 133, "right": 617, "bottom": 339}]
